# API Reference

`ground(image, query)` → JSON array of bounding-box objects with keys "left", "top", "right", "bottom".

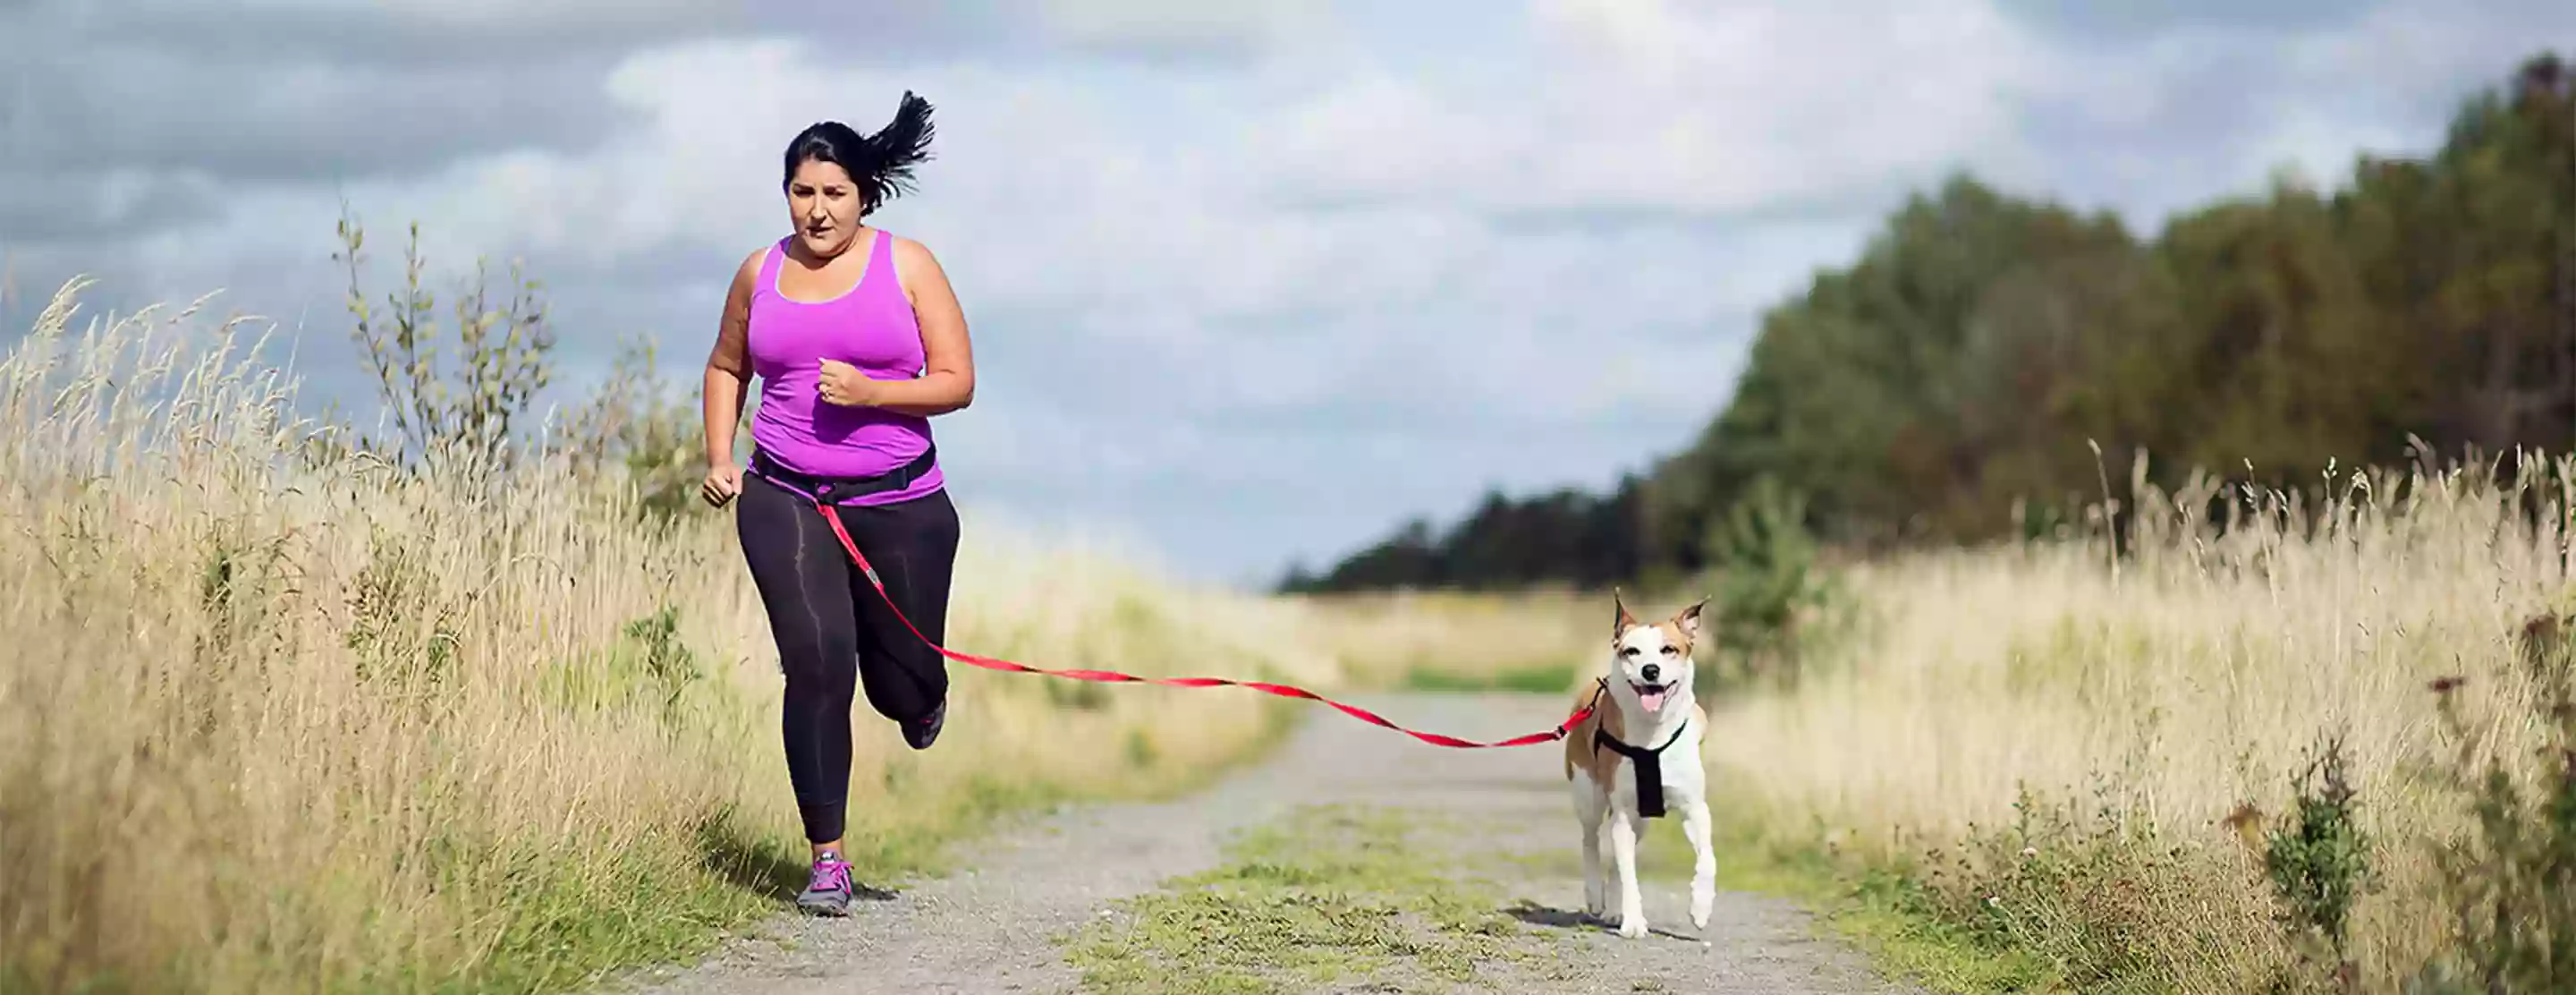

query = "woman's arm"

[
  {"left": 704, "top": 248, "right": 762, "bottom": 469},
  {"left": 820, "top": 235, "right": 974, "bottom": 417}
]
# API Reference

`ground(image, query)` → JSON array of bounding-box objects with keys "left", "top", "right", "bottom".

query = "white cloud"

[
  {"left": 1032, "top": 0, "right": 1339, "bottom": 55},
  {"left": 9, "top": 0, "right": 2565, "bottom": 583},
  {"left": 1250, "top": 0, "right": 2054, "bottom": 217},
  {"left": 105, "top": 0, "right": 707, "bottom": 28}
]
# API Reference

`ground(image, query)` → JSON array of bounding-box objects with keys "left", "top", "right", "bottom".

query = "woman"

[{"left": 697, "top": 91, "right": 975, "bottom": 918}]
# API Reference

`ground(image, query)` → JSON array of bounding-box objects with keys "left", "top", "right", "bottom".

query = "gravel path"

[{"left": 605, "top": 692, "right": 1924, "bottom": 995}]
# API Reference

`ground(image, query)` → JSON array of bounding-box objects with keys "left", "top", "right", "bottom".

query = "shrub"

[
  {"left": 333, "top": 205, "right": 555, "bottom": 477},
  {"left": 2257, "top": 732, "right": 2377, "bottom": 992},
  {"left": 1700, "top": 474, "right": 1839, "bottom": 692},
  {"left": 2407, "top": 612, "right": 2576, "bottom": 992}
]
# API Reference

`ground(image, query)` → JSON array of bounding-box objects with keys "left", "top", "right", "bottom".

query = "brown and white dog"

[{"left": 1564, "top": 589, "right": 1713, "bottom": 939}]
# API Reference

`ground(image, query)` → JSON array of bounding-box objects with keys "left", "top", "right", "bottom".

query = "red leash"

[{"left": 816, "top": 505, "right": 1593, "bottom": 749}]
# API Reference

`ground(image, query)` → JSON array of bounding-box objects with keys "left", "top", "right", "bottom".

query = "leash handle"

[{"left": 815, "top": 502, "right": 1593, "bottom": 749}]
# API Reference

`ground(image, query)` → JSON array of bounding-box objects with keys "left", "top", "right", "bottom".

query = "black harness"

[{"left": 1589, "top": 678, "right": 1692, "bottom": 819}]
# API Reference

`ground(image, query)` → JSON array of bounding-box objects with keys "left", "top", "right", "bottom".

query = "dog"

[{"left": 1564, "top": 588, "right": 1713, "bottom": 940}]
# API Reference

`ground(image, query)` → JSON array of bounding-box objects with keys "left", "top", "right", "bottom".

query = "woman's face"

[{"left": 786, "top": 157, "right": 865, "bottom": 258}]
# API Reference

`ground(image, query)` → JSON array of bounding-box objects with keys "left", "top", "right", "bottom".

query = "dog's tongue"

[{"left": 1639, "top": 686, "right": 1671, "bottom": 713}]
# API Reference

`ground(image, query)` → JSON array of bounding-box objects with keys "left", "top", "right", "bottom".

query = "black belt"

[{"left": 749, "top": 445, "right": 937, "bottom": 505}]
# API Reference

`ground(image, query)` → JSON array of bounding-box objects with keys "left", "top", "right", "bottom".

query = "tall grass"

[
  {"left": 0, "top": 280, "right": 1342, "bottom": 994},
  {"left": 1702, "top": 452, "right": 2576, "bottom": 991}
]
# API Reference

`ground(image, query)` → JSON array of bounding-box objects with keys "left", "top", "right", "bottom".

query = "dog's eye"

[
  {"left": 1620, "top": 646, "right": 1640, "bottom": 658},
  {"left": 1660, "top": 645, "right": 1678, "bottom": 656}
]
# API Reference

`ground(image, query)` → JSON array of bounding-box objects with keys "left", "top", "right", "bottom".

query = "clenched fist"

[
  {"left": 818, "top": 358, "right": 884, "bottom": 408},
  {"left": 701, "top": 463, "right": 743, "bottom": 507}
]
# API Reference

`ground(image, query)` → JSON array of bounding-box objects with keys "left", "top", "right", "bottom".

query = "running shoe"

[
  {"left": 797, "top": 851, "right": 854, "bottom": 916},
  {"left": 904, "top": 698, "right": 945, "bottom": 751}
]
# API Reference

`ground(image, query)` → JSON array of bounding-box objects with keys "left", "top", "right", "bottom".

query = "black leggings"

[{"left": 735, "top": 472, "right": 960, "bottom": 844}]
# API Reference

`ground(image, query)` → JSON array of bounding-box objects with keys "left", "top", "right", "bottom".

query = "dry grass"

[
  {"left": 1279, "top": 587, "right": 1607, "bottom": 693},
  {"left": 1702, "top": 454, "right": 2576, "bottom": 991},
  {"left": 0, "top": 280, "right": 1345, "bottom": 994}
]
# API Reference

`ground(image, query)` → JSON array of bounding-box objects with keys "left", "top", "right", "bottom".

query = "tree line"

[{"left": 1282, "top": 50, "right": 2576, "bottom": 596}]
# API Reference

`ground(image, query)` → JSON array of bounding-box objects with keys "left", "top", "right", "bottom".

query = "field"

[
  {"left": 13, "top": 280, "right": 2576, "bottom": 995},
  {"left": 1691, "top": 455, "right": 2576, "bottom": 993},
  {"left": 0, "top": 284, "right": 1354, "bottom": 995}
]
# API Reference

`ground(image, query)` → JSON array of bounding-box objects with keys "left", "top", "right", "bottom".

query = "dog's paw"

[
  {"left": 1691, "top": 890, "right": 1714, "bottom": 930},
  {"left": 1617, "top": 916, "right": 1649, "bottom": 940}
]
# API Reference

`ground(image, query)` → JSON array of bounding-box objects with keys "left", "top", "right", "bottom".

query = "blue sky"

[{"left": 4, "top": 0, "right": 2571, "bottom": 586}]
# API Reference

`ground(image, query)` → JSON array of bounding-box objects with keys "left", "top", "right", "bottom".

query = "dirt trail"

[{"left": 606, "top": 692, "right": 1923, "bottom": 995}]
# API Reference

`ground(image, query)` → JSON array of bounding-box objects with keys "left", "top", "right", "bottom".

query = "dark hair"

[{"left": 781, "top": 90, "right": 937, "bottom": 215}]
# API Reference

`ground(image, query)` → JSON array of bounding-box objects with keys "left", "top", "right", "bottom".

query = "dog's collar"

[{"left": 1593, "top": 703, "right": 1690, "bottom": 819}]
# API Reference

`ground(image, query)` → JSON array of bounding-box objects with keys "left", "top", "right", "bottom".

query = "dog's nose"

[{"left": 1640, "top": 663, "right": 1661, "bottom": 684}]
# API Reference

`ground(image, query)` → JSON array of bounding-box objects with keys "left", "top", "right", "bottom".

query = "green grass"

[
  {"left": 1494, "top": 795, "right": 2057, "bottom": 994},
  {"left": 540, "top": 702, "right": 1304, "bottom": 995},
  {"left": 1060, "top": 804, "right": 1576, "bottom": 993},
  {"left": 705, "top": 697, "right": 1305, "bottom": 902},
  {"left": 1401, "top": 662, "right": 1580, "bottom": 695},
  {"left": 412, "top": 715, "right": 1305, "bottom": 995},
  {"left": 379, "top": 834, "right": 771, "bottom": 995},
  {"left": 1700, "top": 830, "right": 2065, "bottom": 994},
  {"left": 1713, "top": 819, "right": 2063, "bottom": 992}
]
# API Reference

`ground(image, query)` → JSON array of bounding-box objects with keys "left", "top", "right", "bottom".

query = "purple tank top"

[{"left": 745, "top": 228, "right": 945, "bottom": 506}]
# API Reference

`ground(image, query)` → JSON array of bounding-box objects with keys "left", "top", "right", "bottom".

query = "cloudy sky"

[{"left": 4, "top": 0, "right": 2570, "bottom": 586}]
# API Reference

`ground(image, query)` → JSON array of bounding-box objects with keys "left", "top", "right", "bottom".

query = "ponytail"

[
  {"left": 780, "top": 90, "right": 939, "bottom": 215},
  {"left": 853, "top": 90, "right": 936, "bottom": 211}
]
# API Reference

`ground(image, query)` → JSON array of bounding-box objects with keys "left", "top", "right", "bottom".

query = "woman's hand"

[
  {"left": 818, "top": 358, "right": 885, "bottom": 407},
  {"left": 701, "top": 463, "right": 743, "bottom": 507},
  {"left": 704, "top": 248, "right": 760, "bottom": 507}
]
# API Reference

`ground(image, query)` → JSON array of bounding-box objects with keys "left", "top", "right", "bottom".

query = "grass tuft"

[{"left": 1063, "top": 804, "right": 1568, "bottom": 994}]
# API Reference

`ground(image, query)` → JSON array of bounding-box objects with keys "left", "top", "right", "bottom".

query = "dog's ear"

[
  {"left": 1613, "top": 586, "right": 1639, "bottom": 636},
  {"left": 1672, "top": 596, "right": 1708, "bottom": 640}
]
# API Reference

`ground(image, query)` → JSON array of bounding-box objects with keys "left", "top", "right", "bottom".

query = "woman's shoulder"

[
  {"left": 728, "top": 241, "right": 781, "bottom": 293},
  {"left": 882, "top": 232, "right": 946, "bottom": 286}
]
